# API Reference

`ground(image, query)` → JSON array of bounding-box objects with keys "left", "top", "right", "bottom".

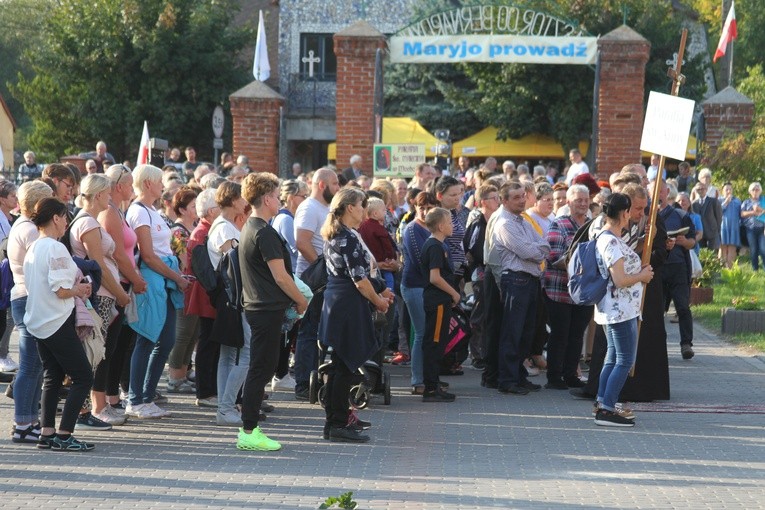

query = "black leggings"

[
  {"left": 324, "top": 349, "right": 354, "bottom": 428},
  {"left": 37, "top": 312, "right": 93, "bottom": 432},
  {"left": 195, "top": 317, "right": 219, "bottom": 399},
  {"left": 93, "top": 303, "right": 124, "bottom": 393},
  {"left": 242, "top": 309, "right": 285, "bottom": 431}
]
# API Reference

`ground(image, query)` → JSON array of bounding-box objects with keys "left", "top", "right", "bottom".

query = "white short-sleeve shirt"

[
  {"left": 594, "top": 232, "right": 643, "bottom": 325},
  {"left": 23, "top": 237, "right": 78, "bottom": 339},
  {"left": 69, "top": 214, "right": 119, "bottom": 299},
  {"left": 207, "top": 216, "right": 241, "bottom": 269},
  {"left": 293, "top": 197, "right": 329, "bottom": 276},
  {"left": 126, "top": 202, "right": 173, "bottom": 257}
]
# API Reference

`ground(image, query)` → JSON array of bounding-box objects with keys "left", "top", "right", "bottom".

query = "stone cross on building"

[{"left": 302, "top": 50, "right": 321, "bottom": 78}]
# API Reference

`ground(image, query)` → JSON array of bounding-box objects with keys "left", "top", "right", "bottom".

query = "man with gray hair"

[
  {"left": 342, "top": 154, "right": 363, "bottom": 181},
  {"left": 293, "top": 167, "right": 340, "bottom": 400},
  {"left": 236, "top": 155, "right": 250, "bottom": 173},
  {"left": 542, "top": 184, "right": 592, "bottom": 390}
]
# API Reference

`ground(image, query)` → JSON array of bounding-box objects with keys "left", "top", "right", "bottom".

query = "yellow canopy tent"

[
  {"left": 641, "top": 135, "right": 698, "bottom": 161},
  {"left": 452, "top": 127, "right": 589, "bottom": 159},
  {"left": 327, "top": 117, "right": 440, "bottom": 161}
]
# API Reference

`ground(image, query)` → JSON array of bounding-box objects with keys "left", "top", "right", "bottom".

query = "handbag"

[{"left": 689, "top": 249, "right": 703, "bottom": 279}]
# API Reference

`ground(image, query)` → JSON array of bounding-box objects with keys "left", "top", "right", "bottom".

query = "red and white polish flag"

[
  {"left": 713, "top": 1, "right": 737, "bottom": 63},
  {"left": 137, "top": 121, "right": 150, "bottom": 167}
]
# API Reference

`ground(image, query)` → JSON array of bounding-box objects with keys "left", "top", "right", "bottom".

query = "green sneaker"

[{"left": 236, "top": 427, "right": 281, "bottom": 451}]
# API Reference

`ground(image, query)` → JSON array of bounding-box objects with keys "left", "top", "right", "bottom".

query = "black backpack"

[
  {"left": 217, "top": 240, "right": 243, "bottom": 312},
  {"left": 190, "top": 221, "right": 224, "bottom": 293},
  {"left": 300, "top": 254, "right": 328, "bottom": 293}
]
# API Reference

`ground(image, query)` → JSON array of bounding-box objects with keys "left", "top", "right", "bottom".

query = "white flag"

[
  {"left": 137, "top": 121, "right": 150, "bottom": 167},
  {"left": 253, "top": 10, "right": 270, "bottom": 81}
]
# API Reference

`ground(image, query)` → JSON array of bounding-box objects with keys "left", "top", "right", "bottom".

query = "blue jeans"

[
  {"left": 217, "top": 314, "right": 251, "bottom": 415},
  {"left": 498, "top": 271, "right": 538, "bottom": 388},
  {"left": 293, "top": 306, "right": 320, "bottom": 392},
  {"left": 746, "top": 228, "right": 765, "bottom": 270},
  {"left": 597, "top": 318, "right": 638, "bottom": 411},
  {"left": 128, "top": 297, "right": 177, "bottom": 405},
  {"left": 401, "top": 284, "right": 425, "bottom": 387},
  {"left": 11, "top": 297, "right": 43, "bottom": 424}
]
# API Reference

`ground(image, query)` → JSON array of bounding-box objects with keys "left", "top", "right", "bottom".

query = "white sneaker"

[
  {"left": 93, "top": 407, "right": 127, "bottom": 425},
  {"left": 271, "top": 373, "right": 296, "bottom": 392},
  {"left": 125, "top": 403, "right": 163, "bottom": 419},
  {"left": 146, "top": 402, "right": 172, "bottom": 417},
  {"left": 216, "top": 411, "right": 243, "bottom": 427},
  {"left": 108, "top": 403, "right": 126, "bottom": 417},
  {"left": 0, "top": 356, "right": 19, "bottom": 372}
]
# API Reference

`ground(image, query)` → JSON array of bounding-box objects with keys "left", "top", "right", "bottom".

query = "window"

[{"left": 299, "top": 33, "right": 337, "bottom": 81}]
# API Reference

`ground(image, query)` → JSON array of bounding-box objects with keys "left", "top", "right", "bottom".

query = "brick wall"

[
  {"left": 230, "top": 95, "right": 284, "bottom": 175},
  {"left": 334, "top": 24, "right": 386, "bottom": 176},
  {"left": 702, "top": 103, "right": 755, "bottom": 153},
  {"left": 596, "top": 27, "right": 651, "bottom": 178}
]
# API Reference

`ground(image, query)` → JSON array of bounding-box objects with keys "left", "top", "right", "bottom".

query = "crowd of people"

[{"left": 0, "top": 146, "right": 739, "bottom": 451}]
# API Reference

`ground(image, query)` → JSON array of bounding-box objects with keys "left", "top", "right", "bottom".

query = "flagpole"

[{"left": 728, "top": 40, "right": 734, "bottom": 87}]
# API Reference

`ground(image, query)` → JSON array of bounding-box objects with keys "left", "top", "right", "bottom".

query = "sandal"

[
  {"left": 37, "top": 434, "right": 95, "bottom": 451},
  {"left": 11, "top": 422, "right": 41, "bottom": 444}
]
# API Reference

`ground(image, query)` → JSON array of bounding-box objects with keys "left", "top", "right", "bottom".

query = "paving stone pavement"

[{"left": 1, "top": 318, "right": 764, "bottom": 510}]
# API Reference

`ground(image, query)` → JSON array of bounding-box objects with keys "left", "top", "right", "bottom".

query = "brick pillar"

[
  {"left": 702, "top": 86, "right": 755, "bottom": 155},
  {"left": 596, "top": 26, "right": 651, "bottom": 178},
  {"left": 334, "top": 21, "right": 386, "bottom": 176},
  {"left": 229, "top": 81, "right": 285, "bottom": 175}
]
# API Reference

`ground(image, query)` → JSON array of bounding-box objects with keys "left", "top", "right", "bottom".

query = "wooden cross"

[
  {"left": 302, "top": 50, "right": 321, "bottom": 79},
  {"left": 634, "top": 29, "right": 688, "bottom": 376}
]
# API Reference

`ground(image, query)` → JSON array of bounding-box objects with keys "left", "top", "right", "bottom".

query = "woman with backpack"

[
  {"left": 206, "top": 182, "right": 250, "bottom": 426},
  {"left": 593, "top": 193, "right": 653, "bottom": 427}
]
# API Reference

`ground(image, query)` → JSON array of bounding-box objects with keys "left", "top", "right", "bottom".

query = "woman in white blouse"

[
  {"left": 593, "top": 193, "right": 653, "bottom": 428},
  {"left": 24, "top": 197, "right": 94, "bottom": 451}
]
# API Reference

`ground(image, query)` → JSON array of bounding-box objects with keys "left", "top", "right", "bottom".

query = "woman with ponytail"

[
  {"left": 592, "top": 193, "right": 653, "bottom": 428},
  {"left": 319, "top": 187, "right": 393, "bottom": 443}
]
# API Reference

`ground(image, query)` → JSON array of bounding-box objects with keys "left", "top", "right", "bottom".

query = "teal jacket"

[{"left": 129, "top": 255, "right": 184, "bottom": 342}]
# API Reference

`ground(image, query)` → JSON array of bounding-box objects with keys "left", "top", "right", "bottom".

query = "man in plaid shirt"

[{"left": 542, "top": 184, "right": 594, "bottom": 390}]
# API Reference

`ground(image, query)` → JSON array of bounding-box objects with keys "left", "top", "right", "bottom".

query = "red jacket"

[
  {"left": 184, "top": 218, "right": 216, "bottom": 318},
  {"left": 358, "top": 218, "right": 396, "bottom": 263}
]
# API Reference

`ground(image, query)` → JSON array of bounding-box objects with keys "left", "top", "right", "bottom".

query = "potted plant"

[
  {"left": 720, "top": 262, "right": 765, "bottom": 334},
  {"left": 690, "top": 248, "right": 721, "bottom": 305}
]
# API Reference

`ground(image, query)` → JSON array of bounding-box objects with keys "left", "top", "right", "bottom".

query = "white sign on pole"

[
  {"left": 640, "top": 91, "right": 695, "bottom": 161},
  {"left": 212, "top": 106, "right": 225, "bottom": 139}
]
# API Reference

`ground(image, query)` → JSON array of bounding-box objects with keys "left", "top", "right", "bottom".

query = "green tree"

[
  {"left": 385, "top": 0, "right": 707, "bottom": 154},
  {"left": 11, "top": 0, "right": 254, "bottom": 161}
]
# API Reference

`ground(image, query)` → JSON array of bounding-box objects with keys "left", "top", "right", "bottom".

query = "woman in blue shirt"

[
  {"left": 719, "top": 182, "right": 741, "bottom": 268},
  {"left": 740, "top": 182, "right": 765, "bottom": 270},
  {"left": 400, "top": 192, "right": 440, "bottom": 394}
]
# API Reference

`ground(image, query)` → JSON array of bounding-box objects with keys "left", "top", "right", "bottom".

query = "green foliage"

[
  {"left": 695, "top": 247, "right": 723, "bottom": 287},
  {"left": 385, "top": 0, "right": 707, "bottom": 153},
  {"left": 692, "top": 256, "right": 765, "bottom": 352},
  {"left": 10, "top": 0, "right": 254, "bottom": 162},
  {"left": 319, "top": 491, "right": 358, "bottom": 509},
  {"left": 721, "top": 260, "right": 753, "bottom": 295}
]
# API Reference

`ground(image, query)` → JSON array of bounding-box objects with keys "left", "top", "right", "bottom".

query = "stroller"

[
  {"left": 308, "top": 342, "right": 391, "bottom": 409},
  {"left": 440, "top": 305, "right": 472, "bottom": 375}
]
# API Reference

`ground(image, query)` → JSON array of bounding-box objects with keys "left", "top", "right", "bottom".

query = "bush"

[{"left": 694, "top": 248, "right": 723, "bottom": 287}]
